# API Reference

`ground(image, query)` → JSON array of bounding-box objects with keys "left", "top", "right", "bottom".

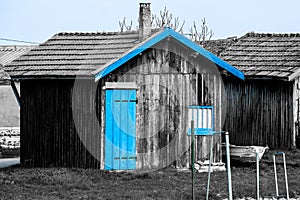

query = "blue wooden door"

[{"left": 105, "top": 89, "right": 136, "bottom": 170}]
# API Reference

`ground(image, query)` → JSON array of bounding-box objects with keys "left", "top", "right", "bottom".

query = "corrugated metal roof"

[
  {"left": 5, "top": 31, "right": 142, "bottom": 77},
  {"left": 220, "top": 32, "right": 300, "bottom": 80}
]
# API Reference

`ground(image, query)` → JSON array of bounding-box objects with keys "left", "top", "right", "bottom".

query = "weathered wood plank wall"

[
  {"left": 224, "top": 78, "right": 294, "bottom": 149},
  {"left": 293, "top": 77, "right": 300, "bottom": 148},
  {"left": 20, "top": 79, "right": 101, "bottom": 168},
  {"left": 20, "top": 39, "right": 227, "bottom": 169},
  {"left": 102, "top": 39, "right": 225, "bottom": 170}
]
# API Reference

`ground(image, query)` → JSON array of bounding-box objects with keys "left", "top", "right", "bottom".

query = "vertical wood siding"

[
  {"left": 224, "top": 78, "right": 294, "bottom": 149},
  {"left": 102, "top": 39, "right": 226, "bottom": 170},
  {"left": 20, "top": 39, "right": 227, "bottom": 169},
  {"left": 293, "top": 77, "right": 300, "bottom": 148},
  {"left": 20, "top": 79, "right": 101, "bottom": 168}
]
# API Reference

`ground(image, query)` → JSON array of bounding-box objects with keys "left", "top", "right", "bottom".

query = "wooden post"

[
  {"left": 256, "top": 152, "right": 260, "bottom": 200},
  {"left": 283, "top": 153, "right": 290, "bottom": 200},
  {"left": 10, "top": 80, "right": 21, "bottom": 108},
  {"left": 206, "top": 135, "right": 214, "bottom": 200},
  {"left": 191, "top": 120, "right": 195, "bottom": 200},
  {"left": 225, "top": 132, "right": 233, "bottom": 200}
]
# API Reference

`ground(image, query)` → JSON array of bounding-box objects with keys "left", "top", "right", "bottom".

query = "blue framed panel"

[
  {"left": 105, "top": 89, "right": 136, "bottom": 170},
  {"left": 187, "top": 106, "right": 214, "bottom": 136}
]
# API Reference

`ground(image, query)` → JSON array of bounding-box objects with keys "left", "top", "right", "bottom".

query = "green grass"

[{"left": 0, "top": 149, "right": 300, "bottom": 199}]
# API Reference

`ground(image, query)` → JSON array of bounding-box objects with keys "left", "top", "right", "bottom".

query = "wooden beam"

[
  {"left": 105, "top": 82, "right": 137, "bottom": 90},
  {"left": 10, "top": 80, "right": 21, "bottom": 108}
]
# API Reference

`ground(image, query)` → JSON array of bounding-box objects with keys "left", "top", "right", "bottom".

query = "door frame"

[{"left": 103, "top": 82, "right": 137, "bottom": 170}]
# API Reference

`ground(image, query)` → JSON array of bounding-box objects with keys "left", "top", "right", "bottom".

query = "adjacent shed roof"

[
  {"left": 199, "top": 37, "right": 237, "bottom": 56},
  {"left": 5, "top": 28, "right": 244, "bottom": 80},
  {"left": 5, "top": 31, "right": 143, "bottom": 77},
  {"left": 0, "top": 45, "right": 35, "bottom": 66},
  {"left": 0, "top": 65, "right": 10, "bottom": 84},
  {"left": 220, "top": 32, "right": 300, "bottom": 81},
  {"left": 0, "top": 45, "right": 35, "bottom": 84}
]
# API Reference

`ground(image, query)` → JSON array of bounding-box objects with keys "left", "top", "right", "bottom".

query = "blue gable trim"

[
  {"left": 94, "top": 27, "right": 244, "bottom": 81},
  {"left": 94, "top": 29, "right": 169, "bottom": 81},
  {"left": 168, "top": 29, "right": 244, "bottom": 80}
]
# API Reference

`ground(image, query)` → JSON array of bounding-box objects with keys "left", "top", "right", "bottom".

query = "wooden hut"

[
  {"left": 5, "top": 3, "right": 244, "bottom": 169},
  {"left": 218, "top": 32, "right": 300, "bottom": 149}
]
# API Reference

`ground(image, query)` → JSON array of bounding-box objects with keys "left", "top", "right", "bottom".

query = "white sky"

[{"left": 1, "top": 0, "right": 300, "bottom": 45}]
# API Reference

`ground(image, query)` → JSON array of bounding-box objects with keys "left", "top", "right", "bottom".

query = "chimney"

[{"left": 139, "top": 3, "right": 151, "bottom": 40}]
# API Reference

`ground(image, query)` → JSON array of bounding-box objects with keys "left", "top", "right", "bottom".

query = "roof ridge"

[
  {"left": 243, "top": 32, "right": 300, "bottom": 38},
  {"left": 55, "top": 30, "right": 139, "bottom": 37},
  {"left": 0, "top": 45, "right": 36, "bottom": 50},
  {"left": 54, "top": 28, "right": 163, "bottom": 37}
]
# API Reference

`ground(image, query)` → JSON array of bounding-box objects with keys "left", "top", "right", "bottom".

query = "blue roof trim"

[
  {"left": 94, "top": 27, "right": 244, "bottom": 81},
  {"left": 168, "top": 29, "right": 244, "bottom": 80},
  {"left": 95, "top": 29, "right": 169, "bottom": 81}
]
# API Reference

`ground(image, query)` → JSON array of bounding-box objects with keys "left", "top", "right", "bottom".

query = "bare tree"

[
  {"left": 118, "top": 7, "right": 214, "bottom": 42},
  {"left": 189, "top": 18, "right": 214, "bottom": 43},
  {"left": 119, "top": 17, "right": 133, "bottom": 32},
  {"left": 118, "top": 6, "right": 185, "bottom": 33},
  {"left": 152, "top": 6, "right": 185, "bottom": 33}
]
